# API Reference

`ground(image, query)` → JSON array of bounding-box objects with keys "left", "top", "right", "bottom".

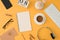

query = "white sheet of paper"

[
  {"left": 17, "top": 11, "right": 32, "bottom": 32},
  {"left": 44, "top": 4, "right": 60, "bottom": 28}
]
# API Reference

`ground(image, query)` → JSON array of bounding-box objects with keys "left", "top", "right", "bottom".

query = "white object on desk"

[
  {"left": 17, "top": 11, "right": 32, "bottom": 32},
  {"left": 44, "top": 4, "right": 60, "bottom": 28},
  {"left": 18, "top": 0, "right": 29, "bottom": 8},
  {"left": 34, "top": 13, "right": 46, "bottom": 25},
  {"left": 35, "top": 1, "right": 44, "bottom": 10}
]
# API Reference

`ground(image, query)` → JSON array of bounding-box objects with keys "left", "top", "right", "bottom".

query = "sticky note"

[
  {"left": 44, "top": 4, "right": 60, "bottom": 28},
  {"left": 17, "top": 11, "right": 32, "bottom": 32}
]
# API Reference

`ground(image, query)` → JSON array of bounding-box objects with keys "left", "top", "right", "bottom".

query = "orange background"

[{"left": 0, "top": 0, "right": 60, "bottom": 40}]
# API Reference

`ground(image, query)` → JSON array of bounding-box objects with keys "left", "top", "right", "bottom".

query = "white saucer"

[{"left": 34, "top": 13, "right": 46, "bottom": 25}]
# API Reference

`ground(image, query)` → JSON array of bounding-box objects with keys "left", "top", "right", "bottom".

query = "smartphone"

[{"left": 1, "top": 0, "right": 12, "bottom": 9}]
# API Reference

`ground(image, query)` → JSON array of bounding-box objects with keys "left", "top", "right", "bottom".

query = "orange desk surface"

[{"left": 0, "top": 0, "right": 60, "bottom": 40}]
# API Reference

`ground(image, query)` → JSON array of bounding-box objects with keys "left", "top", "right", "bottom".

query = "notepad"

[
  {"left": 17, "top": 11, "right": 32, "bottom": 32},
  {"left": 44, "top": 4, "right": 60, "bottom": 28}
]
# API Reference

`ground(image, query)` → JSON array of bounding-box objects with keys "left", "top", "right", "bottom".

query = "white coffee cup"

[{"left": 35, "top": 1, "right": 44, "bottom": 10}]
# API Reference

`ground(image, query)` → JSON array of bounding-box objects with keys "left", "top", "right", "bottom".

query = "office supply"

[
  {"left": 0, "top": 28, "right": 17, "bottom": 40},
  {"left": 21, "top": 34, "right": 26, "bottom": 40},
  {"left": 34, "top": 13, "right": 46, "bottom": 25},
  {"left": 30, "top": 34, "right": 35, "bottom": 40},
  {"left": 17, "top": 11, "right": 32, "bottom": 32},
  {"left": 18, "top": 0, "right": 29, "bottom": 8},
  {"left": 44, "top": 4, "right": 60, "bottom": 28},
  {"left": 1, "top": 0, "right": 12, "bottom": 9}
]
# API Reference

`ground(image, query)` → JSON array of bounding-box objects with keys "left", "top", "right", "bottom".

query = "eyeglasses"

[{"left": 3, "top": 19, "right": 14, "bottom": 29}]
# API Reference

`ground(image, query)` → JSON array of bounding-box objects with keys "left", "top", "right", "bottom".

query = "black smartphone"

[{"left": 1, "top": 0, "right": 12, "bottom": 9}]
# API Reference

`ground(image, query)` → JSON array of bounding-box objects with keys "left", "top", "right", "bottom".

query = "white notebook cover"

[{"left": 17, "top": 11, "right": 32, "bottom": 32}]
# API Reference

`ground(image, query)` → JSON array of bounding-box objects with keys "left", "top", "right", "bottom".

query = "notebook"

[{"left": 17, "top": 11, "right": 32, "bottom": 32}]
